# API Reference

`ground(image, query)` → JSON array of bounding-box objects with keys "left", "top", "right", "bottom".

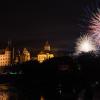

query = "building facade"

[
  {"left": 0, "top": 48, "right": 11, "bottom": 67},
  {"left": 15, "top": 48, "right": 31, "bottom": 63},
  {"left": 20, "top": 48, "right": 31, "bottom": 62},
  {"left": 37, "top": 41, "right": 54, "bottom": 63},
  {"left": 37, "top": 52, "right": 54, "bottom": 63}
]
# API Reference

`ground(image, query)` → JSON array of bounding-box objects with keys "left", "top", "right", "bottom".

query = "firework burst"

[
  {"left": 75, "top": 34, "right": 97, "bottom": 54},
  {"left": 80, "top": 2, "right": 100, "bottom": 47},
  {"left": 88, "top": 7, "right": 100, "bottom": 46}
]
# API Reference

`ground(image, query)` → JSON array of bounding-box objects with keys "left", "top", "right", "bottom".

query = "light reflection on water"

[
  {"left": 0, "top": 84, "right": 18, "bottom": 100},
  {"left": 40, "top": 96, "right": 45, "bottom": 100},
  {"left": 0, "top": 83, "right": 47, "bottom": 100}
]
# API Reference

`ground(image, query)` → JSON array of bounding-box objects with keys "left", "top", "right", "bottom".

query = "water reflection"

[
  {"left": 40, "top": 96, "right": 45, "bottom": 100},
  {"left": 0, "top": 83, "right": 51, "bottom": 100},
  {"left": 0, "top": 92, "right": 8, "bottom": 100},
  {"left": 0, "top": 84, "right": 17, "bottom": 100}
]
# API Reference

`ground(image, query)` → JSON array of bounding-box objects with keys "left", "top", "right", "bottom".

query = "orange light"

[{"left": 40, "top": 96, "right": 45, "bottom": 100}]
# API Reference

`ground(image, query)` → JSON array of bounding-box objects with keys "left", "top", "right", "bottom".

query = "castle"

[
  {"left": 0, "top": 41, "right": 54, "bottom": 66},
  {"left": 15, "top": 48, "right": 31, "bottom": 63},
  {"left": 37, "top": 41, "right": 54, "bottom": 63},
  {"left": 0, "top": 42, "right": 31, "bottom": 67}
]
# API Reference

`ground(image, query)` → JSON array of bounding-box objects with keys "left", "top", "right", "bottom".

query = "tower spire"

[
  {"left": 44, "top": 41, "right": 50, "bottom": 51},
  {"left": 7, "top": 40, "right": 12, "bottom": 49}
]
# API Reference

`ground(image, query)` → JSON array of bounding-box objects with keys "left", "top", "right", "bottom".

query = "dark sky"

[{"left": 0, "top": 0, "right": 94, "bottom": 49}]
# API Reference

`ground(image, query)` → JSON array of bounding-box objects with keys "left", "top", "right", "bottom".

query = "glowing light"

[
  {"left": 75, "top": 34, "right": 97, "bottom": 54},
  {"left": 40, "top": 96, "right": 45, "bottom": 100},
  {"left": 0, "top": 92, "right": 8, "bottom": 100},
  {"left": 37, "top": 52, "right": 54, "bottom": 63},
  {"left": 9, "top": 72, "right": 17, "bottom": 75}
]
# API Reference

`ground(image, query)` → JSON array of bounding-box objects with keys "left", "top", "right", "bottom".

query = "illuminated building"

[
  {"left": 20, "top": 48, "right": 31, "bottom": 62},
  {"left": 37, "top": 52, "right": 54, "bottom": 63},
  {"left": 15, "top": 48, "right": 31, "bottom": 63},
  {"left": 37, "top": 41, "right": 54, "bottom": 63},
  {"left": 0, "top": 48, "right": 11, "bottom": 67}
]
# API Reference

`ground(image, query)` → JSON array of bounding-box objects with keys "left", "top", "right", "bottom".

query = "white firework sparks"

[{"left": 75, "top": 34, "right": 97, "bottom": 54}]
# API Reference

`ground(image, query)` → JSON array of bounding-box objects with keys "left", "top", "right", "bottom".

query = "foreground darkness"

[{"left": 0, "top": 53, "right": 100, "bottom": 100}]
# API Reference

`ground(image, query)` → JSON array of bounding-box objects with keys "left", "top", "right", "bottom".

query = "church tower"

[{"left": 44, "top": 41, "right": 50, "bottom": 51}]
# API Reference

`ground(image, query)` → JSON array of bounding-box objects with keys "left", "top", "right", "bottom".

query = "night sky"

[{"left": 0, "top": 0, "right": 94, "bottom": 49}]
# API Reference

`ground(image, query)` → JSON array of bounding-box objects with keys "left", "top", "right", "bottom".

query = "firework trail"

[
  {"left": 88, "top": 7, "right": 100, "bottom": 45},
  {"left": 80, "top": 1, "right": 100, "bottom": 48}
]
